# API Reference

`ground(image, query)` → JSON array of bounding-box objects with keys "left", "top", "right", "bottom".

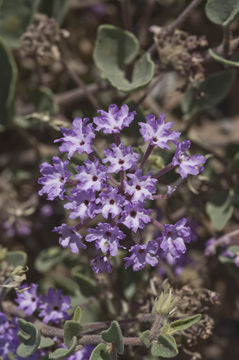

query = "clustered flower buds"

[{"left": 38, "top": 104, "right": 206, "bottom": 273}]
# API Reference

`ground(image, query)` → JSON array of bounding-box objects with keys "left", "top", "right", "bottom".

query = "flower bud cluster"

[{"left": 38, "top": 104, "right": 206, "bottom": 273}]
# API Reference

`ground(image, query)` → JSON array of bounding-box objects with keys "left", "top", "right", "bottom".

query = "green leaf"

[
  {"left": 73, "top": 306, "right": 82, "bottom": 322},
  {"left": 182, "top": 70, "right": 235, "bottom": 119},
  {"left": 34, "top": 247, "right": 66, "bottom": 273},
  {"left": 205, "top": 0, "right": 239, "bottom": 26},
  {"left": 49, "top": 337, "right": 77, "bottom": 360},
  {"left": 140, "top": 330, "right": 151, "bottom": 348},
  {"left": 89, "top": 344, "right": 111, "bottom": 360},
  {"left": 0, "top": 37, "right": 17, "bottom": 129},
  {"left": 16, "top": 319, "right": 41, "bottom": 358},
  {"left": 101, "top": 321, "right": 124, "bottom": 355},
  {"left": 40, "top": 0, "right": 70, "bottom": 24},
  {"left": 208, "top": 49, "right": 239, "bottom": 67},
  {"left": 151, "top": 334, "right": 178, "bottom": 358},
  {"left": 72, "top": 268, "right": 99, "bottom": 296},
  {"left": 206, "top": 190, "right": 234, "bottom": 231},
  {"left": 64, "top": 320, "right": 82, "bottom": 348},
  {"left": 39, "top": 336, "right": 55, "bottom": 349},
  {"left": 32, "top": 87, "right": 59, "bottom": 116},
  {"left": 0, "top": 0, "right": 40, "bottom": 47},
  {"left": 4, "top": 251, "right": 27, "bottom": 267},
  {"left": 168, "top": 314, "right": 201, "bottom": 334},
  {"left": 93, "top": 24, "right": 154, "bottom": 93}
]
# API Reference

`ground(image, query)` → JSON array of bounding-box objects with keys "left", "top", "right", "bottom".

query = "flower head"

[
  {"left": 93, "top": 104, "right": 136, "bottom": 134},
  {"left": 55, "top": 117, "right": 95, "bottom": 159},
  {"left": 172, "top": 140, "right": 206, "bottom": 178},
  {"left": 53, "top": 224, "right": 86, "bottom": 254},
  {"left": 39, "top": 288, "right": 71, "bottom": 324},
  {"left": 15, "top": 283, "right": 39, "bottom": 315},
  {"left": 103, "top": 143, "right": 139, "bottom": 173},
  {"left": 158, "top": 218, "right": 191, "bottom": 258},
  {"left": 139, "top": 114, "right": 180, "bottom": 149},
  {"left": 38, "top": 157, "right": 71, "bottom": 200},
  {"left": 124, "top": 241, "right": 159, "bottom": 271}
]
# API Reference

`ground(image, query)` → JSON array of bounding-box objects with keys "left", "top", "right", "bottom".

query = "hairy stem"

[
  {"left": 166, "top": 0, "right": 204, "bottom": 34},
  {"left": 153, "top": 163, "right": 174, "bottom": 178},
  {"left": 140, "top": 144, "right": 155, "bottom": 169},
  {"left": 222, "top": 26, "right": 231, "bottom": 58}
]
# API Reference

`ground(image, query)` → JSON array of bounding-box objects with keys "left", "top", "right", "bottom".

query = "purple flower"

[
  {"left": 91, "top": 255, "right": 112, "bottom": 274},
  {"left": 0, "top": 312, "right": 10, "bottom": 336},
  {"left": 158, "top": 218, "right": 191, "bottom": 258},
  {"left": 38, "top": 157, "right": 71, "bottom": 200},
  {"left": 55, "top": 117, "right": 95, "bottom": 159},
  {"left": 103, "top": 143, "right": 139, "bottom": 173},
  {"left": 124, "top": 241, "right": 159, "bottom": 271},
  {"left": 139, "top": 114, "right": 180, "bottom": 149},
  {"left": 39, "top": 288, "right": 71, "bottom": 324},
  {"left": 120, "top": 203, "right": 151, "bottom": 232},
  {"left": 124, "top": 170, "right": 157, "bottom": 203},
  {"left": 172, "top": 140, "right": 206, "bottom": 178},
  {"left": 86, "top": 223, "right": 125, "bottom": 256},
  {"left": 68, "top": 345, "right": 95, "bottom": 360},
  {"left": 75, "top": 159, "right": 108, "bottom": 192},
  {"left": 15, "top": 283, "right": 39, "bottom": 315},
  {"left": 53, "top": 224, "right": 86, "bottom": 254},
  {"left": 95, "top": 187, "right": 126, "bottom": 218},
  {"left": 93, "top": 104, "right": 136, "bottom": 134},
  {"left": 64, "top": 190, "right": 96, "bottom": 222}
]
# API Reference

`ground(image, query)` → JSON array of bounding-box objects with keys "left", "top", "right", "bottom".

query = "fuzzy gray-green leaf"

[
  {"left": 182, "top": 70, "right": 235, "bottom": 119},
  {"left": 101, "top": 321, "right": 124, "bottom": 354},
  {"left": 0, "top": 37, "right": 17, "bottom": 129},
  {"left": 89, "top": 343, "right": 111, "bottom": 360},
  {"left": 206, "top": 190, "right": 234, "bottom": 231},
  {"left": 151, "top": 334, "right": 178, "bottom": 358},
  {"left": 93, "top": 24, "right": 154, "bottom": 92},
  {"left": 49, "top": 337, "right": 77, "bottom": 360},
  {"left": 16, "top": 319, "right": 41, "bottom": 358},
  {"left": 64, "top": 320, "right": 82, "bottom": 348},
  {"left": 205, "top": 0, "right": 239, "bottom": 26},
  {"left": 168, "top": 314, "right": 201, "bottom": 334}
]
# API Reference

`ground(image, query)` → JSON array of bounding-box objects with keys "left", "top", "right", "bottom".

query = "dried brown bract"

[
  {"left": 151, "top": 26, "right": 208, "bottom": 90},
  {"left": 20, "top": 14, "right": 69, "bottom": 67}
]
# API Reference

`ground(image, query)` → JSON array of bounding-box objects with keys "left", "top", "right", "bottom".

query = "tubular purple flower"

[
  {"left": 124, "top": 241, "right": 159, "bottom": 271},
  {"left": 172, "top": 140, "right": 206, "bottom": 178},
  {"left": 120, "top": 203, "right": 151, "bottom": 232},
  {"left": 54, "top": 117, "right": 95, "bottom": 159},
  {"left": 15, "top": 283, "right": 39, "bottom": 315},
  {"left": 95, "top": 187, "right": 126, "bottom": 218},
  {"left": 91, "top": 255, "right": 112, "bottom": 274},
  {"left": 103, "top": 143, "right": 139, "bottom": 173},
  {"left": 75, "top": 159, "right": 108, "bottom": 192},
  {"left": 38, "top": 156, "right": 71, "bottom": 200},
  {"left": 124, "top": 170, "right": 157, "bottom": 203},
  {"left": 158, "top": 218, "right": 191, "bottom": 258},
  {"left": 39, "top": 288, "right": 71, "bottom": 324},
  {"left": 86, "top": 223, "right": 125, "bottom": 256},
  {"left": 53, "top": 223, "right": 86, "bottom": 254},
  {"left": 93, "top": 104, "right": 136, "bottom": 134},
  {"left": 64, "top": 190, "right": 96, "bottom": 222},
  {"left": 139, "top": 114, "right": 180, "bottom": 149}
]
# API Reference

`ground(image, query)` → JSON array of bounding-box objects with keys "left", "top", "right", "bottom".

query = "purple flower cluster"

[
  {"left": 0, "top": 284, "right": 94, "bottom": 360},
  {"left": 38, "top": 104, "right": 206, "bottom": 273}
]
